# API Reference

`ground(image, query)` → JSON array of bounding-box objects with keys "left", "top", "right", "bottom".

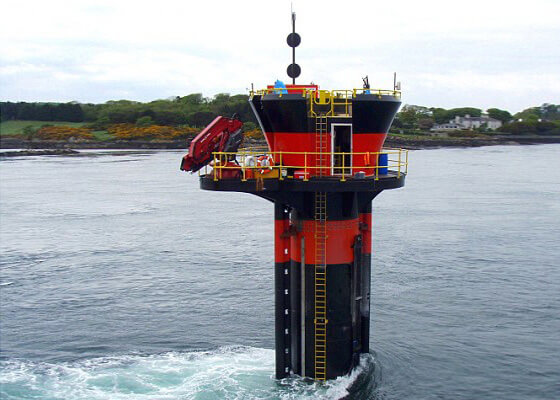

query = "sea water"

[{"left": 1, "top": 146, "right": 559, "bottom": 399}]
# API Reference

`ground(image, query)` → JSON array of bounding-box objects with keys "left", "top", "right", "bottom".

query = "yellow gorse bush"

[
  {"left": 36, "top": 126, "right": 94, "bottom": 140},
  {"left": 108, "top": 124, "right": 199, "bottom": 140},
  {"left": 244, "top": 129, "right": 265, "bottom": 139}
]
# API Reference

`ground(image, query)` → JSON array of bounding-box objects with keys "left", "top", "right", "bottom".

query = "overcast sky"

[{"left": 1, "top": 0, "right": 558, "bottom": 112}]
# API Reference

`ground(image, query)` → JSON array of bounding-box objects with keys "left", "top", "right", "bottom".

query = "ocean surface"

[{"left": 1, "top": 145, "right": 559, "bottom": 399}]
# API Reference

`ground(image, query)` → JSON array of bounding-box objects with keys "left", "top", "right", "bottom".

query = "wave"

[
  {"left": 39, "top": 206, "right": 159, "bottom": 221},
  {"left": 0, "top": 346, "right": 379, "bottom": 400}
]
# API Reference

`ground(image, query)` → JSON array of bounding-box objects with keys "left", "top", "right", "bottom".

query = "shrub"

[
  {"left": 135, "top": 116, "right": 154, "bottom": 127},
  {"left": 85, "top": 116, "right": 111, "bottom": 130},
  {"left": 244, "top": 129, "right": 264, "bottom": 139},
  {"left": 108, "top": 124, "right": 199, "bottom": 140},
  {"left": 35, "top": 126, "right": 94, "bottom": 140},
  {"left": 447, "top": 131, "right": 489, "bottom": 138}
]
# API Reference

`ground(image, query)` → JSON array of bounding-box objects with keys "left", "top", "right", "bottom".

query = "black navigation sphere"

[
  {"left": 287, "top": 32, "right": 301, "bottom": 47},
  {"left": 287, "top": 63, "right": 301, "bottom": 79}
]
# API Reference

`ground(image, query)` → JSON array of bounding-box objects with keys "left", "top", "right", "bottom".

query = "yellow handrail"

[
  {"left": 250, "top": 87, "right": 401, "bottom": 98},
  {"left": 250, "top": 87, "right": 401, "bottom": 117},
  {"left": 206, "top": 148, "right": 409, "bottom": 182}
]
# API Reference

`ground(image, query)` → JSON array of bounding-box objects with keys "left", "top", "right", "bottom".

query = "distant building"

[
  {"left": 431, "top": 114, "right": 502, "bottom": 132},
  {"left": 430, "top": 123, "right": 462, "bottom": 132},
  {"left": 405, "top": 105, "right": 433, "bottom": 116}
]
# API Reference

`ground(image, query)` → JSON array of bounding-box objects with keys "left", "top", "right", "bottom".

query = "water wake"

[{"left": 0, "top": 346, "right": 379, "bottom": 400}]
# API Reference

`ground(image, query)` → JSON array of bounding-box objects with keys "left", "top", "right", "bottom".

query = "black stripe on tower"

[
  {"left": 274, "top": 203, "right": 291, "bottom": 379},
  {"left": 289, "top": 258, "right": 302, "bottom": 374},
  {"left": 251, "top": 93, "right": 401, "bottom": 133},
  {"left": 351, "top": 234, "right": 363, "bottom": 368},
  {"left": 352, "top": 94, "right": 401, "bottom": 133},
  {"left": 296, "top": 192, "right": 359, "bottom": 221},
  {"left": 253, "top": 94, "right": 309, "bottom": 133},
  {"left": 274, "top": 261, "right": 291, "bottom": 378},
  {"left": 360, "top": 254, "right": 371, "bottom": 353},
  {"left": 302, "top": 262, "right": 362, "bottom": 379},
  {"left": 359, "top": 201, "right": 372, "bottom": 353}
]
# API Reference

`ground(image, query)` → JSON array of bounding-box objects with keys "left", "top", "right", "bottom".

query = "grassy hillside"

[{"left": 0, "top": 120, "right": 86, "bottom": 136}]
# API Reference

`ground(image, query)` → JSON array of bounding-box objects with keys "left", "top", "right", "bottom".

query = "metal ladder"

[
  {"left": 315, "top": 115, "right": 328, "bottom": 177},
  {"left": 314, "top": 114, "right": 328, "bottom": 381}
]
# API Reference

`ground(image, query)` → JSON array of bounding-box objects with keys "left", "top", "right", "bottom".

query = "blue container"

[
  {"left": 274, "top": 80, "right": 288, "bottom": 94},
  {"left": 378, "top": 153, "right": 388, "bottom": 175}
]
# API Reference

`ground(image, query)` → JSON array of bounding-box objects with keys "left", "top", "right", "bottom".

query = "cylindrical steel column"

[
  {"left": 359, "top": 202, "right": 372, "bottom": 353},
  {"left": 282, "top": 192, "right": 369, "bottom": 379},
  {"left": 274, "top": 202, "right": 291, "bottom": 378}
]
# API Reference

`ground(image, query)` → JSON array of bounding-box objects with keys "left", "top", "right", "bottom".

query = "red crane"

[{"left": 180, "top": 116, "right": 244, "bottom": 172}]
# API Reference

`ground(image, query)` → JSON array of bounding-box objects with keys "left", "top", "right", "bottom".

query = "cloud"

[{"left": 1, "top": 0, "right": 559, "bottom": 112}]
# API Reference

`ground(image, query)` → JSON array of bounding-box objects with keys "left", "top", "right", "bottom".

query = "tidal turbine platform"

[{"left": 180, "top": 12, "right": 408, "bottom": 382}]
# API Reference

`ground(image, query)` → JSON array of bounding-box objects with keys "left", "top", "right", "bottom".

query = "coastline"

[{"left": 1, "top": 135, "right": 559, "bottom": 154}]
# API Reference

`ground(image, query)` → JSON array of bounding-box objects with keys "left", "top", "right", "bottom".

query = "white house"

[
  {"left": 431, "top": 114, "right": 502, "bottom": 132},
  {"left": 429, "top": 123, "right": 462, "bottom": 132},
  {"left": 453, "top": 114, "right": 502, "bottom": 130}
]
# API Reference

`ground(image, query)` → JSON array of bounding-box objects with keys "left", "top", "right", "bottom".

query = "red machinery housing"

[{"left": 180, "top": 116, "right": 243, "bottom": 173}]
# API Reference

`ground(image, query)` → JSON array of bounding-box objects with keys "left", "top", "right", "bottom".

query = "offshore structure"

[{"left": 181, "top": 13, "right": 407, "bottom": 381}]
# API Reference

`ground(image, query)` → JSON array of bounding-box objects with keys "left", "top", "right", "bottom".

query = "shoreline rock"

[
  {"left": 0, "top": 149, "right": 80, "bottom": 157},
  {"left": 1, "top": 135, "right": 558, "bottom": 152}
]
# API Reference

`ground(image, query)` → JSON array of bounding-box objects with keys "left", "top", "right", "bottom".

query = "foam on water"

[{"left": 0, "top": 346, "right": 377, "bottom": 400}]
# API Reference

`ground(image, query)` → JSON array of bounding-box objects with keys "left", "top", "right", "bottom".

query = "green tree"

[
  {"left": 430, "top": 108, "right": 449, "bottom": 124},
  {"left": 188, "top": 111, "right": 218, "bottom": 127},
  {"left": 242, "top": 121, "right": 257, "bottom": 132},
  {"left": 136, "top": 116, "right": 154, "bottom": 127},
  {"left": 541, "top": 104, "right": 560, "bottom": 121},
  {"left": 398, "top": 106, "right": 419, "bottom": 129},
  {"left": 513, "top": 107, "right": 540, "bottom": 121},
  {"left": 418, "top": 117, "right": 434, "bottom": 130},
  {"left": 17, "top": 103, "right": 37, "bottom": 120},
  {"left": 178, "top": 93, "right": 206, "bottom": 106},
  {"left": 487, "top": 108, "right": 512, "bottom": 123},
  {"left": 23, "top": 125, "right": 38, "bottom": 145},
  {"left": 447, "top": 107, "right": 482, "bottom": 119}
]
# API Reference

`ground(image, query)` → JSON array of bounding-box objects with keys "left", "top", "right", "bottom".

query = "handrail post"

[
  {"left": 398, "top": 150, "right": 401, "bottom": 178},
  {"left": 375, "top": 152, "right": 379, "bottom": 181},
  {"left": 341, "top": 152, "right": 346, "bottom": 182},
  {"left": 304, "top": 153, "right": 308, "bottom": 181},
  {"left": 241, "top": 153, "right": 247, "bottom": 181},
  {"left": 405, "top": 149, "right": 409, "bottom": 174},
  {"left": 278, "top": 152, "right": 283, "bottom": 181},
  {"left": 213, "top": 153, "right": 218, "bottom": 181}
]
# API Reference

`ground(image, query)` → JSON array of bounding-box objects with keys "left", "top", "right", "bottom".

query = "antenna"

[
  {"left": 362, "top": 75, "right": 370, "bottom": 89},
  {"left": 286, "top": 9, "right": 301, "bottom": 84}
]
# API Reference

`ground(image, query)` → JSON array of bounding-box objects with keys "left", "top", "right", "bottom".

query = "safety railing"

[
  {"left": 199, "top": 148, "right": 408, "bottom": 182},
  {"left": 250, "top": 87, "right": 401, "bottom": 117}
]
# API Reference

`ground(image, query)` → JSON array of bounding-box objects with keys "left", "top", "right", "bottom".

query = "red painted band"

[
  {"left": 290, "top": 218, "right": 360, "bottom": 265},
  {"left": 264, "top": 132, "right": 387, "bottom": 176}
]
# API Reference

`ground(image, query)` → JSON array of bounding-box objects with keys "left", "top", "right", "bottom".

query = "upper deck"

[
  {"left": 197, "top": 147, "right": 408, "bottom": 195},
  {"left": 251, "top": 86, "right": 401, "bottom": 118},
  {"left": 248, "top": 85, "right": 402, "bottom": 177}
]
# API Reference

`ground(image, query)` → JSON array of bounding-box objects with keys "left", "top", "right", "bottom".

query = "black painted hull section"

[
  {"left": 250, "top": 93, "right": 400, "bottom": 133},
  {"left": 353, "top": 94, "right": 401, "bottom": 133},
  {"left": 273, "top": 193, "right": 375, "bottom": 380}
]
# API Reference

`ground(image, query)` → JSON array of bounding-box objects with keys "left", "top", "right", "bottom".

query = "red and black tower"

[{"left": 181, "top": 12, "right": 407, "bottom": 381}]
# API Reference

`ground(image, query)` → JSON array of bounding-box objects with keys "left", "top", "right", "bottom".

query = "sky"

[{"left": 1, "top": 0, "right": 559, "bottom": 113}]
